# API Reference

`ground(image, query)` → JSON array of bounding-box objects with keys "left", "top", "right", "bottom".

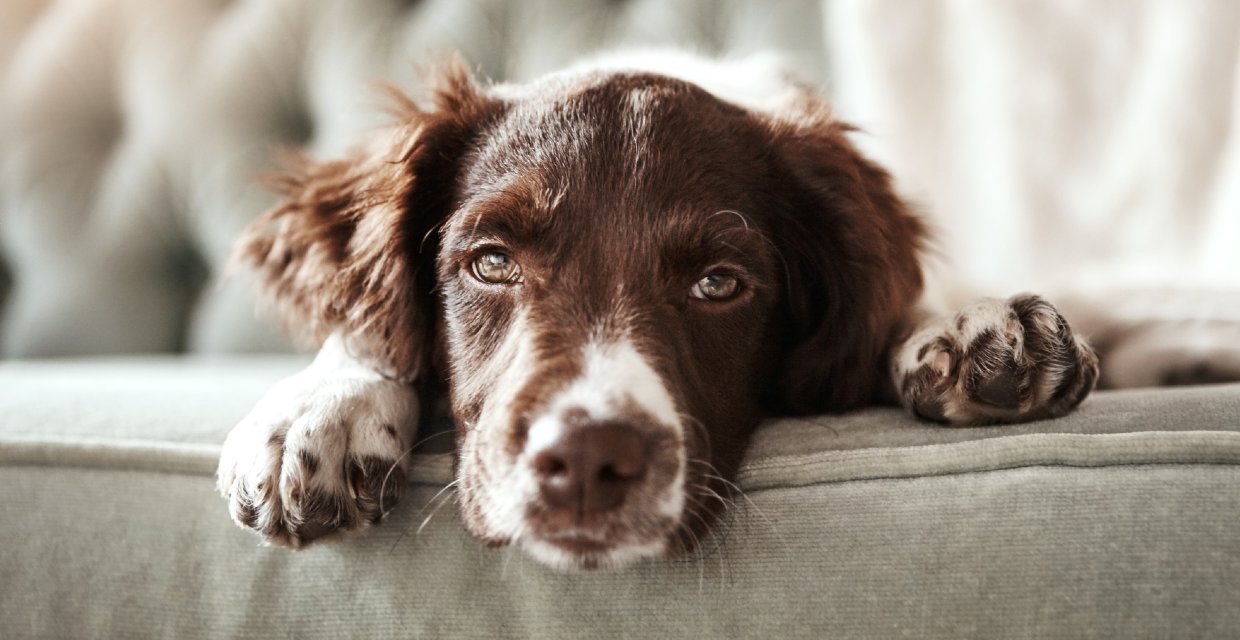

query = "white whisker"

[{"left": 415, "top": 480, "right": 460, "bottom": 535}]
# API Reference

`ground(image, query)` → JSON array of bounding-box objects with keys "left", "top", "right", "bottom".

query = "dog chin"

[{"left": 520, "top": 535, "right": 668, "bottom": 571}]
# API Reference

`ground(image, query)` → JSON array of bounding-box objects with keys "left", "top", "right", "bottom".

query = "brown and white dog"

[{"left": 216, "top": 52, "right": 1102, "bottom": 570}]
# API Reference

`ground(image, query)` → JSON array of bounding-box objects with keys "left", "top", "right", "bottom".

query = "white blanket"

[{"left": 825, "top": 0, "right": 1240, "bottom": 307}]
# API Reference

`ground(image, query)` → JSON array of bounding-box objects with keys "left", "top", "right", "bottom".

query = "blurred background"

[{"left": 1, "top": 0, "right": 1237, "bottom": 360}]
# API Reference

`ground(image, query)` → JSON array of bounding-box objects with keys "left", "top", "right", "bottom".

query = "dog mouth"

[
  {"left": 492, "top": 464, "right": 689, "bottom": 570},
  {"left": 543, "top": 533, "right": 614, "bottom": 555},
  {"left": 520, "top": 529, "right": 671, "bottom": 571},
  {"left": 538, "top": 530, "right": 624, "bottom": 565}
]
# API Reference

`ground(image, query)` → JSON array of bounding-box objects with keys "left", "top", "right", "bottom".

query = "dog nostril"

[
  {"left": 531, "top": 422, "right": 647, "bottom": 514},
  {"left": 598, "top": 464, "right": 620, "bottom": 483},
  {"left": 598, "top": 454, "right": 644, "bottom": 483},
  {"left": 533, "top": 452, "right": 569, "bottom": 478}
]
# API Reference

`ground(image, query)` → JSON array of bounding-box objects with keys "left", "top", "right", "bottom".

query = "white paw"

[
  {"left": 896, "top": 294, "right": 1099, "bottom": 425},
  {"left": 217, "top": 362, "right": 419, "bottom": 547}
]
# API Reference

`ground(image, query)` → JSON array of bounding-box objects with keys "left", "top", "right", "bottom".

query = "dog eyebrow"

[
  {"left": 704, "top": 209, "right": 767, "bottom": 248},
  {"left": 707, "top": 209, "right": 757, "bottom": 232},
  {"left": 665, "top": 207, "right": 771, "bottom": 260},
  {"left": 448, "top": 183, "right": 558, "bottom": 254}
]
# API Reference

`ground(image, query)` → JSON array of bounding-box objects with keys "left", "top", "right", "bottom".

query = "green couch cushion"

[{"left": 2, "top": 357, "right": 1238, "bottom": 638}]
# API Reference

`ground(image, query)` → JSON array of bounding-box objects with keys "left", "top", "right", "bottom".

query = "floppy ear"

[
  {"left": 233, "top": 59, "right": 499, "bottom": 380},
  {"left": 762, "top": 105, "right": 927, "bottom": 414}
]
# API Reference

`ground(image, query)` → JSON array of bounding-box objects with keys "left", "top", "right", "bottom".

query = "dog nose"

[{"left": 531, "top": 422, "right": 647, "bottom": 514}]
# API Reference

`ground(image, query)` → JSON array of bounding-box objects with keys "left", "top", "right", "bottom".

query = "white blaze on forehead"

[{"left": 550, "top": 337, "right": 681, "bottom": 430}]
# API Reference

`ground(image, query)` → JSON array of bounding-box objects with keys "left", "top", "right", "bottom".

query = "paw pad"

[{"left": 900, "top": 295, "right": 1098, "bottom": 424}]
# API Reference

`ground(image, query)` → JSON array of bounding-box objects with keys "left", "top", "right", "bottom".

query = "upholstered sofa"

[{"left": 3, "top": 1, "right": 1238, "bottom": 637}]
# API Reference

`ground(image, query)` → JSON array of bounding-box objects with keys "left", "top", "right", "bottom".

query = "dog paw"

[
  {"left": 1101, "top": 318, "right": 1240, "bottom": 388},
  {"left": 896, "top": 294, "right": 1099, "bottom": 425},
  {"left": 216, "top": 367, "right": 418, "bottom": 547}
]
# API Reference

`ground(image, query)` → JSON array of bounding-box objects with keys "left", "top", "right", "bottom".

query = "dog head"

[{"left": 237, "top": 54, "right": 924, "bottom": 570}]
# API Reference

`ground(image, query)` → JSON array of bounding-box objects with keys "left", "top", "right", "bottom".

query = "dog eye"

[
  {"left": 691, "top": 273, "right": 741, "bottom": 301},
  {"left": 471, "top": 251, "right": 521, "bottom": 284}
]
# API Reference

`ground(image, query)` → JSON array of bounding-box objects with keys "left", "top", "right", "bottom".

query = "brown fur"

[
  {"left": 233, "top": 57, "right": 926, "bottom": 562},
  {"left": 233, "top": 60, "right": 502, "bottom": 380}
]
